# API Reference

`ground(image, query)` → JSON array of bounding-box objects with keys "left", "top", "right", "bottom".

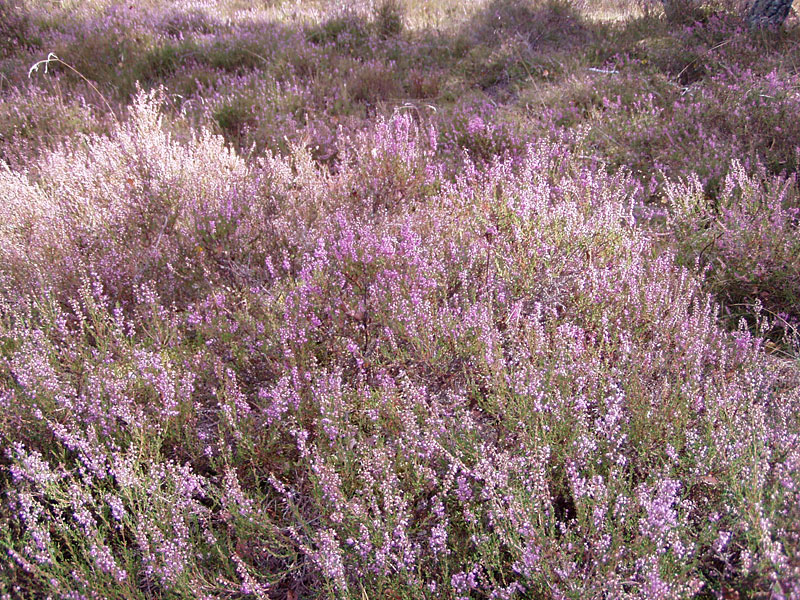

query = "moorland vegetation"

[{"left": 1, "top": 0, "right": 799, "bottom": 598}]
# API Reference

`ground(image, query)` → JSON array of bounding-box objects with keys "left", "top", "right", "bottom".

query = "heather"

[{"left": 1, "top": 1, "right": 799, "bottom": 598}]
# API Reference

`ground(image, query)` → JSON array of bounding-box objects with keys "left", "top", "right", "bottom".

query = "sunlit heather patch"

[
  {"left": 1, "top": 1, "right": 800, "bottom": 598},
  {"left": 0, "top": 91, "right": 797, "bottom": 598}
]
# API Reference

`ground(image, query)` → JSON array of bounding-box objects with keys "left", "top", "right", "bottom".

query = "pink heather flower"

[
  {"left": 429, "top": 523, "right": 449, "bottom": 557},
  {"left": 89, "top": 543, "right": 127, "bottom": 583},
  {"left": 467, "top": 115, "right": 486, "bottom": 135},
  {"left": 105, "top": 494, "right": 126, "bottom": 524},
  {"left": 311, "top": 529, "right": 348, "bottom": 593}
]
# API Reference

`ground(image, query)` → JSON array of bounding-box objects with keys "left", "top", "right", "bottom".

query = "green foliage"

[
  {"left": 136, "top": 42, "right": 192, "bottom": 83},
  {"left": 204, "top": 40, "right": 269, "bottom": 72},
  {"left": 373, "top": 0, "right": 405, "bottom": 39},
  {"left": 213, "top": 97, "right": 256, "bottom": 140}
]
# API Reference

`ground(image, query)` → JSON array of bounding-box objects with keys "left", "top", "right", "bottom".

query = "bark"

[{"left": 747, "top": 0, "right": 793, "bottom": 28}]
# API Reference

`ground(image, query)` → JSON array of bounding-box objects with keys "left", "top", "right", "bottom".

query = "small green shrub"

[
  {"left": 204, "top": 40, "right": 267, "bottom": 72},
  {"left": 373, "top": 0, "right": 404, "bottom": 38},
  {"left": 468, "top": 0, "right": 592, "bottom": 51},
  {"left": 406, "top": 68, "right": 442, "bottom": 99},
  {"left": 135, "top": 43, "right": 192, "bottom": 83},
  {"left": 347, "top": 60, "right": 401, "bottom": 104},
  {"left": 660, "top": 0, "right": 714, "bottom": 24},
  {"left": 213, "top": 97, "right": 256, "bottom": 141}
]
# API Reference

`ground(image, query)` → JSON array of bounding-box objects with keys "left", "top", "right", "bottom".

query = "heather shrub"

[
  {"left": 2, "top": 95, "right": 799, "bottom": 595},
  {"left": 0, "top": 90, "right": 273, "bottom": 306},
  {"left": 346, "top": 59, "right": 402, "bottom": 105},
  {"left": 337, "top": 111, "right": 440, "bottom": 213},
  {"left": 701, "top": 68, "right": 800, "bottom": 177},
  {"left": 520, "top": 14, "right": 800, "bottom": 194},
  {"left": 439, "top": 99, "right": 527, "bottom": 165},
  {"left": 306, "top": 13, "right": 371, "bottom": 51},
  {"left": 666, "top": 161, "right": 800, "bottom": 330},
  {"left": 579, "top": 74, "right": 743, "bottom": 192},
  {"left": 0, "top": 0, "right": 38, "bottom": 56},
  {"left": 563, "top": 58, "right": 800, "bottom": 194},
  {"left": 0, "top": 86, "right": 105, "bottom": 165},
  {"left": 178, "top": 65, "right": 312, "bottom": 153}
]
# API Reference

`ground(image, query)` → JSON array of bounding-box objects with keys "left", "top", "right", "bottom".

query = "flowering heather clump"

[
  {"left": 0, "top": 91, "right": 798, "bottom": 598},
  {"left": 0, "top": 88, "right": 274, "bottom": 305},
  {"left": 666, "top": 160, "right": 800, "bottom": 331},
  {"left": 439, "top": 99, "right": 527, "bottom": 166}
]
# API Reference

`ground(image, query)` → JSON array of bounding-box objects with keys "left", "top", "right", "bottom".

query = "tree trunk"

[{"left": 747, "top": 0, "right": 793, "bottom": 28}]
